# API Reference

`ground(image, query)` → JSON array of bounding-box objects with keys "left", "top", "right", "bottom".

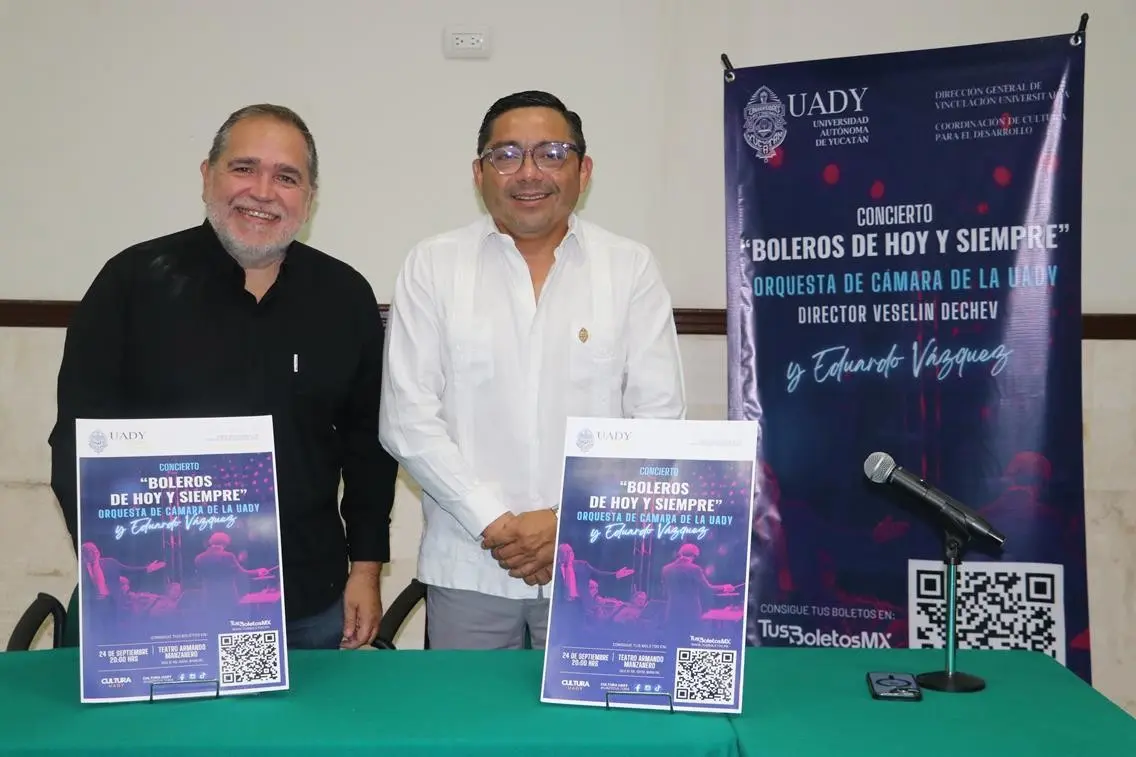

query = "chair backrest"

[
  {"left": 369, "top": 579, "right": 536, "bottom": 650},
  {"left": 62, "top": 586, "right": 79, "bottom": 647},
  {"left": 5, "top": 593, "right": 67, "bottom": 651},
  {"left": 372, "top": 578, "right": 427, "bottom": 650}
]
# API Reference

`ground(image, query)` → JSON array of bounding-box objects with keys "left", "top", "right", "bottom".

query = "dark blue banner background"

[{"left": 724, "top": 33, "right": 1090, "bottom": 681}]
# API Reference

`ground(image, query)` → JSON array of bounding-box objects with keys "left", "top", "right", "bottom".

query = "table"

[
  {"left": 0, "top": 648, "right": 738, "bottom": 757},
  {"left": 4, "top": 647, "right": 1133, "bottom": 756},
  {"left": 732, "top": 647, "right": 1136, "bottom": 756}
]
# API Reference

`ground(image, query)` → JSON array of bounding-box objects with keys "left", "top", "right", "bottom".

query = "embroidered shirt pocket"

[{"left": 568, "top": 322, "right": 620, "bottom": 385}]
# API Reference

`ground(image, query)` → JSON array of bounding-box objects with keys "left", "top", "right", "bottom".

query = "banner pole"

[
  {"left": 1071, "top": 13, "right": 1089, "bottom": 46},
  {"left": 720, "top": 53, "right": 736, "bottom": 83}
]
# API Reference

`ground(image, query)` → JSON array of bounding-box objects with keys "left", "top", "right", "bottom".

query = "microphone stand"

[{"left": 916, "top": 527, "right": 985, "bottom": 693}]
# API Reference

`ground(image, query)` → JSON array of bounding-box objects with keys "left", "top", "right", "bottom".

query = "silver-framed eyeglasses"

[{"left": 480, "top": 141, "right": 580, "bottom": 175}]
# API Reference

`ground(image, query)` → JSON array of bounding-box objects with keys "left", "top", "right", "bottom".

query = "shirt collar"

[{"left": 477, "top": 212, "right": 582, "bottom": 256}]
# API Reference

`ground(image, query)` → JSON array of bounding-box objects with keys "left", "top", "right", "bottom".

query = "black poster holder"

[{"left": 604, "top": 691, "right": 675, "bottom": 713}]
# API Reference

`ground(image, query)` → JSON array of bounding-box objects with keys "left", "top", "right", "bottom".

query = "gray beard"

[{"left": 205, "top": 210, "right": 291, "bottom": 269}]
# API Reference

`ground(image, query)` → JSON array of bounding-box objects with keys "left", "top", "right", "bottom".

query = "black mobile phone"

[{"left": 866, "top": 672, "right": 923, "bottom": 701}]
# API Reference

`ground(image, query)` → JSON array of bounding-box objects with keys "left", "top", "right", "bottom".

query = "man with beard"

[
  {"left": 49, "top": 104, "right": 397, "bottom": 650},
  {"left": 379, "top": 91, "right": 685, "bottom": 650}
]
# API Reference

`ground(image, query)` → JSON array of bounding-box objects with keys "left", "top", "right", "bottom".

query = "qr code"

[
  {"left": 908, "top": 559, "right": 1065, "bottom": 663},
  {"left": 673, "top": 648, "right": 737, "bottom": 705},
  {"left": 218, "top": 630, "right": 282, "bottom": 686}
]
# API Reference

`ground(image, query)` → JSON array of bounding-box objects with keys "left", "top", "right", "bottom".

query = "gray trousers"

[{"left": 425, "top": 585, "right": 550, "bottom": 650}]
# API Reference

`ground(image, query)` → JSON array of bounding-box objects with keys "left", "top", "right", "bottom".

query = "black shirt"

[{"left": 48, "top": 221, "right": 399, "bottom": 620}]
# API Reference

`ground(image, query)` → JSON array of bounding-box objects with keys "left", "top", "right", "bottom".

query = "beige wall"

[
  {"left": 1, "top": 0, "right": 1132, "bottom": 720},
  {"left": 1, "top": 329, "right": 1132, "bottom": 715}
]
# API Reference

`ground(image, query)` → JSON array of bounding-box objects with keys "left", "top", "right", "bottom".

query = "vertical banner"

[{"left": 724, "top": 32, "right": 1090, "bottom": 682}]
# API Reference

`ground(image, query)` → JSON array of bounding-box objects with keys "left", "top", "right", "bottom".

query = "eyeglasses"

[{"left": 479, "top": 141, "right": 580, "bottom": 175}]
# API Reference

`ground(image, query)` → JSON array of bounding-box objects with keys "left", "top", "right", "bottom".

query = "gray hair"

[{"left": 207, "top": 104, "right": 319, "bottom": 190}]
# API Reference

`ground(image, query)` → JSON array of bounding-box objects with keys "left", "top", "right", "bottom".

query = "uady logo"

[
  {"left": 596, "top": 431, "right": 631, "bottom": 442},
  {"left": 87, "top": 430, "right": 108, "bottom": 454},
  {"left": 743, "top": 86, "right": 788, "bottom": 162},
  {"left": 88, "top": 429, "right": 146, "bottom": 454},
  {"left": 743, "top": 85, "right": 870, "bottom": 161},
  {"left": 576, "top": 428, "right": 631, "bottom": 453}
]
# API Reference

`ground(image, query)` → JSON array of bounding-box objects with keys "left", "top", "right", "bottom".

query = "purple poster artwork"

[
  {"left": 76, "top": 416, "right": 289, "bottom": 703},
  {"left": 542, "top": 417, "right": 758, "bottom": 714}
]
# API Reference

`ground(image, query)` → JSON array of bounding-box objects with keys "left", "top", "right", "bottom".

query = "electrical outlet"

[{"left": 443, "top": 26, "right": 491, "bottom": 59}]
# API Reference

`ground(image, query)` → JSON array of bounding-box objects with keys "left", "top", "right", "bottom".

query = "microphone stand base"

[{"left": 915, "top": 670, "right": 985, "bottom": 693}]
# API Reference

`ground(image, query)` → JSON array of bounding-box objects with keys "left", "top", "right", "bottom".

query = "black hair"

[{"left": 476, "top": 90, "right": 586, "bottom": 157}]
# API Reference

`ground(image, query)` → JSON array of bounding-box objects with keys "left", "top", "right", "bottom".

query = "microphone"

[{"left": 863, "top": 452, "right": 1005, "bottom": 547}]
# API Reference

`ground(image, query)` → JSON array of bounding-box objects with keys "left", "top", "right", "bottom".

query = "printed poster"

[
  {"left": 541, "top": 417, "right": 759, "bottom": 713},
  {"left": 76, "top": 415, "right": 289, "bottom": 703}
]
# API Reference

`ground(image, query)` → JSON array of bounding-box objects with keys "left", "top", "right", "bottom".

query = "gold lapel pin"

[{"left": 578, "top": 327, "right": 589, "bottom": 343}]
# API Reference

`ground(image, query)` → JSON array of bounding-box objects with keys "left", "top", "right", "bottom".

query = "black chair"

[
  {"left": 371, "top": 578, "right": 428, "bottom": 650},
  {"left": 10, "top": 581, "right": 430, "bottom": 652},
  {"left": 368, "top": 579, "right": 537, "bottom": 650},
  {"left": 6, "top": 592, "right": 68, "bottom": 651},
  {"left": 6, "top": 585, "right": 79, "bottom": 652}
]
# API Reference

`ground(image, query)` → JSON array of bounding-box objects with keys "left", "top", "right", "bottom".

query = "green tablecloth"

[
  {"left": 732, "top": 647, "right": 1136, "bottom": 756},
  {"left": 0, "top": 647, "right": 738, "bottom": 757},
  {"left": 3, "top": 647, "right": 1133, "bottom": 756}
]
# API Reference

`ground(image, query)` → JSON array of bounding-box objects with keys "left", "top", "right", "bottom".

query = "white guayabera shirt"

[{"left": 379, "top": 213, "right": 686, "bottom": 600}]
